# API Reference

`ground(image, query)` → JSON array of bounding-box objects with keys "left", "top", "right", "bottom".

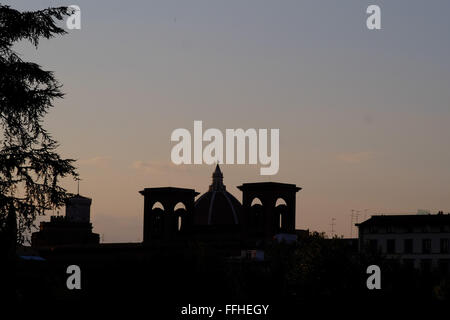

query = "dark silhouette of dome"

[{"left": 194, "top": 164, "right": 242, "bottom": 225}]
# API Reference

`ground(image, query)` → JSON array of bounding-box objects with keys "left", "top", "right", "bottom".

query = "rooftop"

[{"left": 356, "top": 214, "right": 450, "bottom": 227}]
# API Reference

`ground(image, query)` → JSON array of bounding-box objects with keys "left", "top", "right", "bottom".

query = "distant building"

[
  {"left": 31, "top": 194, "right": 99, "bottom": 247},
  {"left": 31, "top": 165, "right": 303, "bottom": 260},
  {"left": 356, "top": 214, "right": 450, "bottom": 272},
  {"left": 140, "top": 164, "right": 303, "bottom": 257},
  {"left": 65, "top": 195, "right": 92, "bottom": 223}
]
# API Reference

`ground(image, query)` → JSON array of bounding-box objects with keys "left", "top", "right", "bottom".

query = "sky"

[{"left": 5, "top": 0, "right": 450, "bottom": 242}]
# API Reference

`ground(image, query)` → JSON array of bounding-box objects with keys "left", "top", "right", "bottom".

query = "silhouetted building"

[
  {"left": 31, "top": 194, "right": 99, "bottom": 247},
  {"left": 65, "top": 194, "right": 92, "bottom": 223},
  {"left": 195, "top": 165, "right": 242, "bottom": 226},
  {"left": 140, "top": 164, "right": 302, "bottom": 256},
  {"left": 238, "top": 180, "right": 301, "bottom": 241},
  {"left": 357, "top": 213, "right": 450, "bottom": 272}
]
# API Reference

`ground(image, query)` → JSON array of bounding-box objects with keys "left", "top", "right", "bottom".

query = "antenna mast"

[
  {"left": 330, "top": 218, "right": 336, "bottom": 237},
  {"left": 75, "top": 177, "right": 82, "bottom": 195}
]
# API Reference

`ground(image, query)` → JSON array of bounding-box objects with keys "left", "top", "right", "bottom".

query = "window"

[
  {"left": 177, "top": 215, "right": 182, "bottom": 231},
  {"left": 404, "top": 239, "right": 413, "bottom": 254},
  {"left": 152, "top": 214, "right": 163, "bottom": 237},
  {"left": 279, "top": 213, "right": 283, "bottom": 230},
  {"left": 422, "top": 239, "right": 431, "bottom": 254},
  {"left": 368, "top": 239, "right": 378, "bottom": 252},
  {"left": 421, "top": 259, "right": 432, "bottom": 273},
  {"left": 438, "top": 259, "right": 449, "bottom": 274},
  {"left": 403, "top": 259, "right": 415, "bottom": 269},
  {"left": 441, "top": 239, "right": 449, "bottom": 254},
  {"left": 387, "top": 239, "right": 396, "bottom": 254},
  {"left": 369, "top": 225, "right": 378, "bottom": 234}
]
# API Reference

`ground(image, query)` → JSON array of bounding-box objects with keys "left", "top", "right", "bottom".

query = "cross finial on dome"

[
  {"left": 214, "top": 163, "right": 222, "bottom": 175},
  {"left": 210, "top": 163, "right": 225, "bottom": 191}
]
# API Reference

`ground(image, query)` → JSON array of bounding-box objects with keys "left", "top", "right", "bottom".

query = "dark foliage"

[{"left": 0, "top": 5, "right": 77, "bottom": 249}]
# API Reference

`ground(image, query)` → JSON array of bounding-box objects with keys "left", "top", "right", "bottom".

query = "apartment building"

[{"left": 356, "top": 213, "right": 450, "bottom": 272}]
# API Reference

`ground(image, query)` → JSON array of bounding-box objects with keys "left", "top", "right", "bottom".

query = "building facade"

[
  {"left": 31, "top": 194, "right": 99, "bottom": 247},
  {"left": 357, "top": 214, "right": 450, "bottom": 272}
]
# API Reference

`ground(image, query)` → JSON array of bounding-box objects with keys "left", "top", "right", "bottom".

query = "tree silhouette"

[{"left": 0, "top": 5, "right": 77, "bottom": 258}]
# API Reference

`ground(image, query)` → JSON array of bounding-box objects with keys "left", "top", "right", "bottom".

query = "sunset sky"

[{"left": 6, "top": 0, "right": 450, "bottom": 242}]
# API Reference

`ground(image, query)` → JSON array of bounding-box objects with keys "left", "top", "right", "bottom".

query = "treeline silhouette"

[{"left": 16, "top": 232, "right": 450, "bottom": 313}]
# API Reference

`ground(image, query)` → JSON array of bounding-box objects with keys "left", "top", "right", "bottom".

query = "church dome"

[{"left": 194, "top": 165, "right": 241, "bottom": 225}]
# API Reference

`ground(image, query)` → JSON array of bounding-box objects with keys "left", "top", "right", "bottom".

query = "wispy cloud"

[
  {"left": 336, "top": 151, "right": 374, "bottom": 164},
  {"left": 131, "top": 160, "right": 190, "bottom": 175},
  {"left": 79, "top": 156, "right": 111, "bottom": 168}
]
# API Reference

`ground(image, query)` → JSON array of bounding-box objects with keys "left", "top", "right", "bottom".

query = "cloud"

[
  {"left": 79, "top": 156, "right": 111, "bottom": 168},
  {"left": 336, "top": 151, "right": 374, "bottom": 164},
  {"left": 131, "top": 160, "right": 190, "bottom": 175}
]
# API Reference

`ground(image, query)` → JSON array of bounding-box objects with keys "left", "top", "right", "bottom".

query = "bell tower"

[
  {"left": 238, "top": 182, "right": 301, "bottom": 240},
  {"left": 65, "top": 194, "right": 92, "bottom": 223},
  {"left": 140, "top": 187, "right": 199, "bottom": 243}
]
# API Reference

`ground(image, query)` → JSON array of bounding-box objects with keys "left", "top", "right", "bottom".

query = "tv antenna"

[
  {"left": 350, "top": 210, "right": 361, "bottom": 238},
  {"left": 330, "top": 218, "right": 336, "bottom": 237},
  {"left": 75, "top": 177, "right": 82, "bottom": 195}
]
